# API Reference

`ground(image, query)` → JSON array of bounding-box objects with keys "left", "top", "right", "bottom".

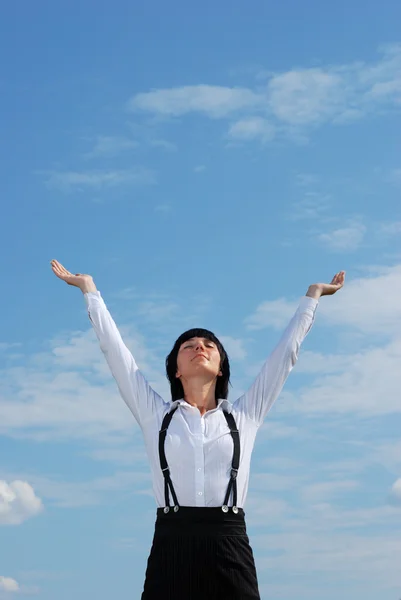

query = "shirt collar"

[{"left": 169, "top": 398, "right": 232, "bottom": 413}]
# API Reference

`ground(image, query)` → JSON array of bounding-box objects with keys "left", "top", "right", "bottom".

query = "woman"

[{"left": 51, "top": 259, "right": 345, "bottom": 600}]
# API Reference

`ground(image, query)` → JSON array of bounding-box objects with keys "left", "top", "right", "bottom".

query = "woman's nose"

[{"left": 195, "top": 341, "right": 204, "bottom": 351}]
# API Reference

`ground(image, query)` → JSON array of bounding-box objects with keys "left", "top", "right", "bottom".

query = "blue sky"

[{"left": 1, "top": 1, "right": 401, "bottom": 598}]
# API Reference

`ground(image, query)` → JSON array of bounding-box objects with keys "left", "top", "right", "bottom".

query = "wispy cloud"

[
  {"left": 245, "top": 298, "right": 298, "bottom": 330},
  {"left": 317, "top": 223, "right": 366, "bottom": 252},
  {"left": 300, "top": 479, "right": 360, "bottom": 503},
  {"left": 289, "top": 192, "right": 332, "bottom": 221},
  {"left": 84, "top": 135, "right": 138, "bottom": 158},
  {"left": 295, "top": 173, "right": 320, "bottom": 187},
  {"left": 21, "top": 471, "right": 150, "bottom": 508},
  {"left": 267, "top": 68, "right": 343, "bottom": 125},
  {"left": 128, "top": 84, "right": 261, "bottom": 118},
  {"left": 378, "top": 221, "right": 401, "bottom": 236},
  {"left": 228, "top": 117, "right": 275, "bottom": 142},
  {"left": 150, "top": 139, "right": 177, "bottom": 152},
  {"left": 43, "top": 167, "right": 155, "bottom": 192},
  {"left": 127, "top": 44, "right": 401, "bottom": 142}
]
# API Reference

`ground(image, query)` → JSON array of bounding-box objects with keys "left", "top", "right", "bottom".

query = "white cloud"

[
  {"left": 267, "top": 68, "right": 343, "bottom": 125},
  {"left": 245, "top": 265, "right": 401, "bottom": 335},
  {"left": 293, "top": 349, "right": 353, "bottom": 374},
  {"left": 128, "top": 84, "right": 261, "bottom": 118},
  {"left": 43, "top": 167, "right": 155, "bottom": 192},
  {"left": 218, "top": 335, "right": 247, "bottom": 361},
  {"left": 284, "top": 337, "right": 401, "bottom": 416},
  {"left": 301, "top": 480, "right": 359, "bottom": 503},
  {"left": 317, "top": 264, "right": 401, "bottom": 335},
  {"left": 228, "top": 117, "right": 274, "bottom": 142},
  {"left": 0, "top": 326, "right": 163, "bottom": 443},
  {"left": 126, "top": 45, "right": 401, "bottom": 143},
  {"left": 317, "top": 223, "right": 366, "bottom": 252},
  {"left": 258, "top": 421, "right": 299, "bottom": 440},
  {"left": 245, "top": 297, "right": 298, "bottom": 330},
  {"left": 0, "top": 291, "right": 207, "bottom": 445},
  {"left": 0, "top": 576, "right": 19, "bottom": 593},
  {"left": 84, "top": 135, "right": 138, "bottom": 158},
  {"left": 19, "top": 471, "right": 150, "bottom": 508},
  {"left": 254, "top": 528, "right": 401, "bottom": 591},
  {"left": 0, "top": 480, "right": 43, "bottom": 525},
  {"left": 360, "top": 43, "right": 401, "bottom": 99},
  {"left": 243, "top": 265, "right": 401, "bottom": 416}
]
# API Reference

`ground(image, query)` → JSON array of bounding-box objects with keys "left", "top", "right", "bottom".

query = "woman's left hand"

[{"left": 307, "top": 271, "right": 346, "bottom": 298}]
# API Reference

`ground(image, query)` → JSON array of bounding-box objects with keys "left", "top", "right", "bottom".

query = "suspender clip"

[{"left": 230, "top": 468, "right": 238, "bottom": 479}]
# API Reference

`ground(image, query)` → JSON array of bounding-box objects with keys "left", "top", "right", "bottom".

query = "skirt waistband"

[{"left": 154, "top": 506, "right": 247, "bottom": 537}]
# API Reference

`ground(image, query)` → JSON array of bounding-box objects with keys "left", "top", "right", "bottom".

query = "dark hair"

[{"left": 165, "top": 328, "right": 231, "bottom": 401}]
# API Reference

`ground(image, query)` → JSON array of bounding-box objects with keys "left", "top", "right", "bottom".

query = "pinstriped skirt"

[{"left": 141, "top": 507, "right": 260, "bottom": 600}]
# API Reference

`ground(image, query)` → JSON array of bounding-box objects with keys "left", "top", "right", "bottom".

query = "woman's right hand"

[{"left": 50, "top": 259, "right": 97, "bottom": 293}]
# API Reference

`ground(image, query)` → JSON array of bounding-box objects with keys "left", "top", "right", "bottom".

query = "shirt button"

[
  {"left": 197, "top": 468, "right": 202, "bottom": 472},
  {"left": 198, "top": 491, "right": 203, "bottom": 496}
]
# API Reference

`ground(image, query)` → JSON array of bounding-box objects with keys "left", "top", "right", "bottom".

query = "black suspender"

[
  {"left": 158, "top": 406, "right": 240, "bottom": 514},
  {"left": 159, "top": 406, "right": 180, "bottom": 513},
  {"left": 222, "top": 411, "right": 240, "bottom": 514}
]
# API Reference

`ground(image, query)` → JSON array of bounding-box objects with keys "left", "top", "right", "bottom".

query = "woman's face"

[{"left": 176, "top": 337, "right": 222, "bottom": 381}]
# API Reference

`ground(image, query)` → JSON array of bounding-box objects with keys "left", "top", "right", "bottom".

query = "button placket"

[{"left": 195, "top": 415, "right": 205, "bottom": 506}]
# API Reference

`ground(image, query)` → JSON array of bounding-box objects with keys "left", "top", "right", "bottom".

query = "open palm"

[
  {"left": 318, "top": 271, "right": 346, "bottom": 296},
  {"left": 51, "top": 259, "right": 93, "bottom": 289}
]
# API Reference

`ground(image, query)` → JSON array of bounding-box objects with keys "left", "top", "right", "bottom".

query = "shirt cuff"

[
  {"left": 84, "top": 290, "right": 103, "bottom": 307},
  {"left": 299, "top": 295, "right": 319, "bottom": 311}
]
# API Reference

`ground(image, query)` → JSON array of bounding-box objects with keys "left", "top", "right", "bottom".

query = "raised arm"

[
  {"left": 234, "top": 271, "right": 345, "bottom": 426},
  {"left": 50, "top": 260, "right": 166, "bottom": 427}
]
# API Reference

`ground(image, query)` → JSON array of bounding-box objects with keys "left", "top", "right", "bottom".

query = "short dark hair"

[{"left": 165, "top": 328, "right": 231, "bottom": 401}]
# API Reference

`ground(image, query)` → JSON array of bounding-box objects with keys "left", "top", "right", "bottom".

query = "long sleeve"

[
  {"left": 234, "top": 295, "right": 318, "bottom": 425},
  {"left": 85, "top": 291, "right": 167, "bottom": 427}
]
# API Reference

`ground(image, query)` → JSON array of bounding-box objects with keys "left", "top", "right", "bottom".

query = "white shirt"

[{"left": 85, "top": 292, "right": 318, "bottom": 508}]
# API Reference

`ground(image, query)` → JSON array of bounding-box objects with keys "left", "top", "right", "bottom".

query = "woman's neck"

[{"left": 181, "top": 378, "right": 217, "bottom": 416}]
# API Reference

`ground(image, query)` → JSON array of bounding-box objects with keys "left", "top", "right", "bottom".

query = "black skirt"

[{"left": 141, "top": 507, "right": 260, "bottom": 600}]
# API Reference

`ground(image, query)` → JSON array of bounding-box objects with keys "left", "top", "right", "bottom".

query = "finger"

[
  {"left": 52, "top": 268, "right": 65, "bottom": 280},
  {"left": 51, "top": 262, "right": 62, "bottom": 274},
  {"left": 53, "top": 260, "right": 69, "bottom": 275},
  {"left": 59, "top": 264, "right": 73, "bottom": 277},
  {"left": 51, "top": 261, "right": 64, "bottom": 275},
  {"left": 52, "top": 262, "right": 71, "bottom": 280}
]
